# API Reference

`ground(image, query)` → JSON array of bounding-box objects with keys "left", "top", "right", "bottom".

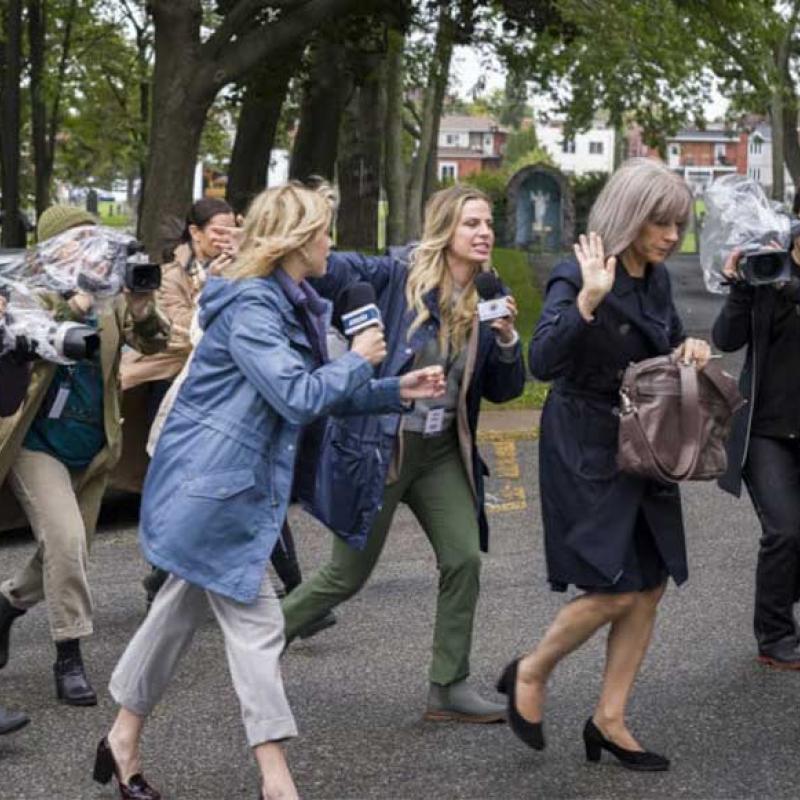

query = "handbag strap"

[{"left": 633, "top": 362, "right": 703, "bottom": 482}]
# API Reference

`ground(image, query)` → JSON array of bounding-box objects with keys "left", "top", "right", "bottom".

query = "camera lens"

[{"left": 753, "top": 252, "right": 785, "bottom": 281}]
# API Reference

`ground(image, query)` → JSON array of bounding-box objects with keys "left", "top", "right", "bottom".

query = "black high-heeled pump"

[
  {"left": 496, "top": 659, "right": 545, "bottom": 751},
  {"left": 583, "top": 718, "right": 669, "bottom": 772},
  {"left": 93, "top": 737, "right": 162, "bottom": 800}
]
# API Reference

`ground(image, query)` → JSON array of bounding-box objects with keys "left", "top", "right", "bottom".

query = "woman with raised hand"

[
  {"left": 93, "top": 182, "right": 444, "bottom": 800},
  {"left": 500, "top": 159, "right": 710, "bottom": 770},
  {"left": 282, "top": 184, "right": 525, "bottom": 724}
]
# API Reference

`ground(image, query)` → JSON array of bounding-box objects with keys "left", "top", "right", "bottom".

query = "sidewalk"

[{"left": 477, "top": 407, "right": 540, "bottom": 440}]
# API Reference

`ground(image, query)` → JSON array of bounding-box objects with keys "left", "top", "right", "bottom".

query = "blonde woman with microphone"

[{"left": 93, "top": 182, "right": 444, "bottom": 800}]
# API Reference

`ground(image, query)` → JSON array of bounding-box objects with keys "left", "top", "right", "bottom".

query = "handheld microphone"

[
  {"left": 474, "top": 272, "right": 510, "bottom": 322},
  {"left": 334, "top": 282, "right": 382, "bottom": 337}
]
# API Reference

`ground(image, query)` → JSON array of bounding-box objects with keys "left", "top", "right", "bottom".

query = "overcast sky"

[{"left": 450, "top": 46, "right": 730, "bottom": 122}]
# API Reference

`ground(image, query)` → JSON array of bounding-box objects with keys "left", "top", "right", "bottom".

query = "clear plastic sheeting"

[
  {"left": 699, "top": 175, "right": 791, "bottom": 294},
  {"left": 0, "top": 278, "right": 85, "bottom": 364},
  {"left": 0, "top": 224, "right": 136, "bottom": 299}
]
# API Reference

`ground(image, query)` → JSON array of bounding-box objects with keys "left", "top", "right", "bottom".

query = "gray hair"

[{"left": 587, "top": 158, "right": 692, "bottom": 256}]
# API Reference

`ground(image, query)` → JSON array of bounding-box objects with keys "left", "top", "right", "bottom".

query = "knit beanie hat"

[{"left": 37, "top": 205, "right": 97, "bottom": 242}]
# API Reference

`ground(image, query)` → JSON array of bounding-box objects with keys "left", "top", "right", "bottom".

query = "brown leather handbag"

[{"left": 617, "top": 355, "right": 744, "bottom": 483}]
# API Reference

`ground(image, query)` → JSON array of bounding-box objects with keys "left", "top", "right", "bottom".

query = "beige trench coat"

[{"left": 0, "top": 297, "right": 169, "bottom": 533}]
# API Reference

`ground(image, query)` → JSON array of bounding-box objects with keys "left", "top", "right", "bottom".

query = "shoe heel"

[
  {"left": 93, "top": 738, "right": 114, "bottom": 785},
  {"left": 495, "top": 664, "right": 511, "bottom": 695},
  {"left": 585, "top": 738, "right": 602, "bottom": 763}
]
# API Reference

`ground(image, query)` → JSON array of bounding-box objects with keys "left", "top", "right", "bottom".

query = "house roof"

[
  {"left": 668, "top": 128, "right": 740, "bottom": 143},
  {"left": 437, "top": 147, "right": 502, "bottom": 160},
  {"left": 439, "top": 115, "right": 507, "bottom": 134}
]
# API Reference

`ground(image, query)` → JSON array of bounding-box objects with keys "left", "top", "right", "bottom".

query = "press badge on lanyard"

[
  {"left": 48, "top": 372, "right": 73, "bottom": 419},
  {"left": 423, "top": 407, "right": 446, "bottom": 436}
]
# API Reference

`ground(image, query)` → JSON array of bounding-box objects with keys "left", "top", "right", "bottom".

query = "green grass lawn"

[{"left": 483, "top": 247, "right": 548, "bottom": 410}]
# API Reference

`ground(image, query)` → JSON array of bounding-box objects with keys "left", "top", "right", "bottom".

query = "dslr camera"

[{"left": 124, "top": 242, "right": 161, "bottom": 293}]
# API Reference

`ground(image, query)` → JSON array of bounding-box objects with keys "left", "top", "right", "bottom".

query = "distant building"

[
  {"left": 745, "top": 124, "right": 794, "bottom": 203},
  {"left": 535, "top": 120, "right": 615, "bottom": 175},
  {"left": 436, "top": 115, "right": 508, "bottom": 181},
  {"left": 664, "top": 127, "right": 747, "bottom": 194}
]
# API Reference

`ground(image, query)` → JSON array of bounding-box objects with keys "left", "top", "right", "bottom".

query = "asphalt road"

[{"left": 3, "top": 254, "right": 797, "bottom": 800}]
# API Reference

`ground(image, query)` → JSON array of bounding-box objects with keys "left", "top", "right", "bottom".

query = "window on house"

[
  {"left": 750, "top": 138, "right": 762, "bottom": 155},
  {"left": 440, "top": 164, "right": 456, "bottom": 181},
  {"left": 589, "top": 141, "right": 604, "bottom": 155},
  {"left": 445, "top": 134, "right": 458, "bottom": 145},
  {"left": 561, "top": 139, "right": 576, "bottom": 154}
]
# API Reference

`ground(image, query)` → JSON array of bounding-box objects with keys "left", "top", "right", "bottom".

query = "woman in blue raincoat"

[{"left": 91, "top": 183, "right": 444, "bottom": 800}]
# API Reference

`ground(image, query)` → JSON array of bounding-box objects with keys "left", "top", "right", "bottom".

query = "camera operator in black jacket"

[
  {"left": 0, "top": 292, "right": 30, "bottom": 735},
  {"left": 713, "top": 237, "right": 800, "bottom": 669}
]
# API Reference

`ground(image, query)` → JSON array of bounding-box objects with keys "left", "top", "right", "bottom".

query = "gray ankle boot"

[{"left": 424, "top": 679, "right": 506, "bottom": 723}]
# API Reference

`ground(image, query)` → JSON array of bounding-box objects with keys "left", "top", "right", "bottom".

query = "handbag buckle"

[{"left": 619, "top": 389, "right": 634, "bottom": 416}]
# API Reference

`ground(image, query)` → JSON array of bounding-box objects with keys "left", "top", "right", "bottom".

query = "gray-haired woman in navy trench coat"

[{"left": 496, "top": 159, "right": 712, "bottom": 771}]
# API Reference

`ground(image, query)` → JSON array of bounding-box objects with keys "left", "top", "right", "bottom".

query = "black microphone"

[
  {"left": 334, "top": 282, "right": 382, "bottom": 337},
  {"left": 474, "top": 272, "right": 509, "bottom": 322}
]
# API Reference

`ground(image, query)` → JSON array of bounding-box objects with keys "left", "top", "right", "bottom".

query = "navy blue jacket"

[
  {"left": 303, "top": 249, "right": 526, "bottom": 551},
  {"left": 530, "top": 259, "right": 689, "bottom": 589}
]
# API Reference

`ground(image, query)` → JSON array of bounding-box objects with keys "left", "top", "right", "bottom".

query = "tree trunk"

[
  {"left": 289, "top": 35, "right": 352, "bottom": 182},
  {"left": 139, "top": 6, "right": 214, "bottom": 254},
  {"left": 770, "top": 87, "right": 786, "bottom": 202},
  {"left": 141, "top": 0, "right": 364, "bottom": 253},
  {"left": 384, "top": 27, "right": 407, "bottom": 246},
  {"left": 0, "top": 0, "right": 24, "bottom": 247},
  {"left": 227, "top": 51, "right": 298, "bottom": 215},
  {"left": 28, "top": 0, "right": 49, "bottom": 216},
  {"left": 336, "top": 55, "right": 385, "bottom": 250},
  {"left": 405, "top": 6, "right": 454, "bottom": 240},
  {"left": 783, "top": 84, "right": 800, "bottom": 193}
]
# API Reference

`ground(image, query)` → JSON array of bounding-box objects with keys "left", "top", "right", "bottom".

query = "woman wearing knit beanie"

[{"left": 0, "top": 205, "right": 170, "bottom": 708}]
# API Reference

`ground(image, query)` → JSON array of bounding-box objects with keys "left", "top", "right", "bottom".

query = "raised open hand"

[{"left": 574, "top": 232, "right": 616, "bottom": 320}]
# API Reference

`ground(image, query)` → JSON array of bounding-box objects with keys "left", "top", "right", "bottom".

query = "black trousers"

[{"left": 743, "top": 436, "right": 800, "bottom": 652}]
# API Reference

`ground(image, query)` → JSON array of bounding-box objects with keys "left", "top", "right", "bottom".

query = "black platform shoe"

[
  {"left": 583, "top": 717, "right": 670, "bottom": 771},
  {"left": 496, "top": 658, "right": 545, "bottom": 750},
  {"left": 93, "top": 737, "right": 161, "bottom": 800},
  {"left": 54, "top": 656, "right": 97, "bottom": 706}
]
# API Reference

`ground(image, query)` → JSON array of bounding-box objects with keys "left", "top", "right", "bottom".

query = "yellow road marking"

[{"left": 484, "top": 440, "right": 527, "bottom": 513}]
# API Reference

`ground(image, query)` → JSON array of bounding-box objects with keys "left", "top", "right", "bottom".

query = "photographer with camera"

[
  {"left": 0, "top": 205, "right": 169, "bottom": 707},
  {"left": 713, "top": 234, "right": 800, "bottom": 669}
]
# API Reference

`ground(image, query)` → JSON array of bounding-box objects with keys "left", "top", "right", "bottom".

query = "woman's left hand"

[
  {"left": 673, "top": 337, "right": 712, "bottom": 369},
  {"left": 399, "top": 366, "right": 447, "bottom": 400},
  {"left": 490, "top": 295, "right": 518, "bottom": 344}
]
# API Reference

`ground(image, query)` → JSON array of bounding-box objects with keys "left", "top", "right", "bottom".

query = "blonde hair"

[
  {"left": 228, "top": 181, "right": 335, "bottom": 280},
  {"left": 588, "top": 158, "right": 692, "bottom": 256},
  {"left": 406, "top": 184, "right": 492, "bottom": 352}
]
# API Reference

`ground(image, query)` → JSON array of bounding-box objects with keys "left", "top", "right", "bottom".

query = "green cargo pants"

[{"left": 282, "top": 430, "right": 481, "bottom": 685}]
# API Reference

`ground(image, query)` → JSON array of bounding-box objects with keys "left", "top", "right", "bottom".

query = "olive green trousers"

[{"left": 282, "top": 430, "right": 481, "bottom": 685}]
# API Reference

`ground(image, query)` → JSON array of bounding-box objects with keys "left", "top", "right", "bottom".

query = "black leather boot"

[
  {"left": 54, "top": 643, "right": 97, "bottom": 707},
  {"left": 0, "top": 595, "right": 26, "bottom": 669}
]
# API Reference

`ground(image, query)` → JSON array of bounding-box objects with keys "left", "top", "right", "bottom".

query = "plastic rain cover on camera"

[
  {"left": 0, "top": 278, "right": 81, "bottom": 364},
  {"left": 0, "top": 224, "right": 136, "bottom": 299},
  {"left": 699, "top": 174, "right": 791, "bottom": 294}
]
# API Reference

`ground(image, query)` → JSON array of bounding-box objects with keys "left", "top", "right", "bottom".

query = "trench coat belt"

[{"left": 552, "top": 382, "right": 620, "bottom": 407}]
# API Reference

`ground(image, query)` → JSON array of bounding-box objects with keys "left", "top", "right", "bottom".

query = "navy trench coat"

[{"left": 529, "top": 259, "right": 689, "bottom": 590}]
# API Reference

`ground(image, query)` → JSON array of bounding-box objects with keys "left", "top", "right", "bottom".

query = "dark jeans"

[{"left": 743, "top": 436, "right": 800, "bottom": 653}]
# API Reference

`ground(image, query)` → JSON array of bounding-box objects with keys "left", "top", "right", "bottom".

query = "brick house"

[
  {"left": 436, "top": 115, "right": 508, "bottom": 181},
  {"left": 665, "top": 128, "right": 748, "bottom": 194}
]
